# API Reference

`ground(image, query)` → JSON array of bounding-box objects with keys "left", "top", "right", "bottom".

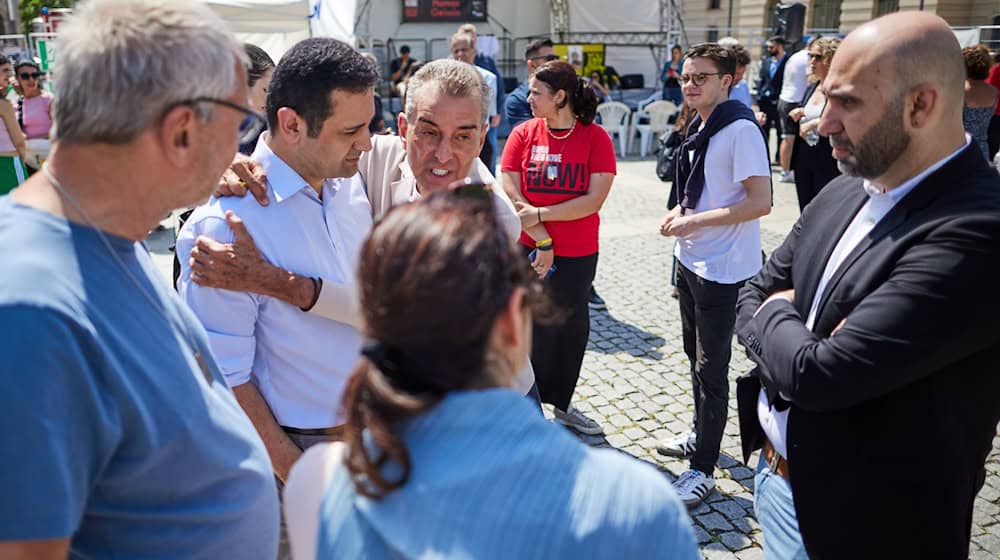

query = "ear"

[
  {"left": 907, "top": 84, "right": 939, "bottom": 129},
  {"left": 157, "top": 104, "right": 198, "bottom": 167},
  {"left": 398, "top": 112, "right": 410, "bottom": 150},
  {"left": 494, "top": 287, "right": 528, "bottom": 351},
  {"left": 275, "top": 107, "right": 306, "bottom": 142},
  {"left": 554, "top": 88, "right": 567, "bottom": 106}
]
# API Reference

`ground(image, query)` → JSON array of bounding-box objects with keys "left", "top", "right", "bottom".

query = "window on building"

[
  {"left": 707, "top": 26, "right": 720, "bottom": 42},
  {"left": 709, "top": 0, "right": 721, "bottom": 10},
  {"left": 810, "top": 0, "right": 841, "bottom": 30},
  {"left": 874, "top": 0, "right": 898, "bottom": 16}
]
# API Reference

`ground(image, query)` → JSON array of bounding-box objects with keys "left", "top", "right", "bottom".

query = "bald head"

[{"left": 837, "top": 12, "right": 964, "bottom": 107}]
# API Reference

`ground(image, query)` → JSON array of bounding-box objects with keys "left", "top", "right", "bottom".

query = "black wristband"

[
  {"left": 536, "top": 244, "right": 553, "bottom": 251},
  {"left": 300, "top": 276, "right": 323, "bottom": 312}
]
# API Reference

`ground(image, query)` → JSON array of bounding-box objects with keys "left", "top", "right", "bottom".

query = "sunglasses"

[
  {"left": 18, "top": 72, "right": 42, "bottom": 80},
  {"left": 530, "top": 54, "right": 560, "bottom": 62},
  {"left": 807, "top": 53, "right": 824, "bottom": 61},
  {"left": 162, "top": 97, "right": 267, "bottom": 144},
  {"left": 680, "top": 72, "right": 722, "bottom": 86}
]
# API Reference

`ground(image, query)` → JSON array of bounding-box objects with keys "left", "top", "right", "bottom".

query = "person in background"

[
  {"left": 962, "top": 44, "right": 997, "bottom": 159},
  {"left": 777, "top": 44, "right": 810, "bottom": 183},
  {"left": 15, "top": 60, "right": 52, "bottom": 141},
  {"left": 0, "top": 54, "right": 26, "bottom": 194},
  {"left": 788, "top": 37, "right": 841, "bottom": 210},
  {"left": 451, "top": 32, "right": 500, "bottom": 174},
  {"left": 756, "top": 36, "right": 788, "bottom": 162},
  {"left": 719, "top": 39, "right": 752, "bottom": 108},
  {"left": 361, "top": 52, "right": 388, "bottom": 135},
  {"left": 0, "top": 1, "right": 279, "bottom": 558},
  {"left": 501, "top": 60, "right": 615, "bottom": 436},
  {"left": 505, "top": 38, "right": 557, "bottom": 130},
  {"left": 985, "top": 51, "right": 1000, "bottom": 159},
  {"left": 389, "top": 45, "right": 415, "bottom": 96},
  {"left": 660, "top": 45, "right": 684, "bottom": 106},
  {"left": 240, "top": 43, "right": 274, "bottom": 155},
  {"left": 590, "top": 70, "right": 611, "bottom": 101},
  {"left": 459, "top": 23, "right": 505, "bottom": 175},
  {"left": 283, "top": 191, "right": 701, "bottom": 560}
]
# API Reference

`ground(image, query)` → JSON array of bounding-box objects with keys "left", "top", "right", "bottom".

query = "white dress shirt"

[
  {"left": 757, "top": 137, "right": 971, "bottom": 459},
  {"left": 177, "top": 136, "right": 373, "bottom": 429}
]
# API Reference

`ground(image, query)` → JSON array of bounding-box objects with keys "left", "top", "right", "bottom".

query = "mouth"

[{"left": 429, "top": 168, "right": 451, "bottom": 178}]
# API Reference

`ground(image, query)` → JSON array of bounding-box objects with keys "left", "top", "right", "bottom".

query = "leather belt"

[
  {"left": 282, "top": 425, "right": 344, "bottom": 437},
  {"left": 762, "top": 438, "right": 791, "bottom": 481}
]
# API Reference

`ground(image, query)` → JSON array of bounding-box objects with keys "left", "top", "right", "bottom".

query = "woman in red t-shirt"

[{"left": 500, "top": 61, "right": 616, "bottom": 435}]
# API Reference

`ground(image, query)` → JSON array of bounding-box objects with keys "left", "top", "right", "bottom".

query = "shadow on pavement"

[{"left": 587, "top": 307, "right": 666, "bottom": 361}]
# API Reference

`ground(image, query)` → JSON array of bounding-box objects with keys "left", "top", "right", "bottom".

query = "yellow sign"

[{"left": 553, "top": 44, "right": 606, "bottom": 77}]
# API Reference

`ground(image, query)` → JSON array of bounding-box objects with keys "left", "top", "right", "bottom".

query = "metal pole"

[{"left": 727, "top": 0, "right": 734, "bottom": 35}]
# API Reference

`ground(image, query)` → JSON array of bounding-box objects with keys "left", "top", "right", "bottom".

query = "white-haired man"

[{"left": 0, "top": 1, "right": 278, "bottom": 558}]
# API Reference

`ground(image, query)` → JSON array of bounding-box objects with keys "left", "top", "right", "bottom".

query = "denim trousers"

[
  {"left": 675, "top": 261, "right": 744, "bottom": 475},
  {"left": 755, "top": 455, "right": 809, "bottom": 560}
]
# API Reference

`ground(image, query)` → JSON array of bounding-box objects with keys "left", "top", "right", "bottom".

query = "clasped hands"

[{"left": 659, "top": 206, "right": 700, "bottom": 238}]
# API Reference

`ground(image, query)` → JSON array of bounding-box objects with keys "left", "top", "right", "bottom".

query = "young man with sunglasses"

[
  {"left": 505, "top": 38, "right": 557, "bottom": 130},
  {"left": 657, "top": 43, "right": 771, "bottom": 507}
]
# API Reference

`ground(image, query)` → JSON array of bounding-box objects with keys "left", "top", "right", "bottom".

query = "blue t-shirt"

[
  {"left": 504, "top": 81, "right": 532, "bottom": 130},
  {"left": 0, "top": 198, "right": 279, "bottom": 558}
]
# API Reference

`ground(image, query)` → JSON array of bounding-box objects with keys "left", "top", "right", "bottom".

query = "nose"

[
  {"left": 356, "top": 132, "right": 372, "bottom": 153},
  {"left": 433, "top": 136, "right": 453, "bottom": 163},
  {"left": 817, "top": 99, "right": 840, "bottom": 138}
]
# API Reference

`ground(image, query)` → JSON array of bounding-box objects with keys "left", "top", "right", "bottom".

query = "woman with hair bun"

[
  {"left": 282, "top": 189, "right": 698, "bottom": 560},
  {"left": 500, "top": 60, "right": 616, "bottom": 436}
]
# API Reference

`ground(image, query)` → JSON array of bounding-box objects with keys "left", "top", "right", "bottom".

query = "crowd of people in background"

[{"left": 3, "top": 1, "right": 1000, "bottom": 559}]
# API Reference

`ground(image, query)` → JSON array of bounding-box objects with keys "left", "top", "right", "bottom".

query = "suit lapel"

[{"left": 797, "top": 182, "right": 867, "bottom": 320}]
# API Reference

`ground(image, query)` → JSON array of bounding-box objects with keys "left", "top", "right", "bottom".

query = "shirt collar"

[
  {"left": 251, "top": 133, "right": 314, "bottom": 204},
  {"left": 862, "top": 134, "right": 971, "bottom": 202}
]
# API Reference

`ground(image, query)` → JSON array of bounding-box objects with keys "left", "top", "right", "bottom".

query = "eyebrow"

[
  {"left": 822, "top": 87, "right": 861, "bottom": 104},
  {"left": 416, "top": 116, "right": 479, "bottom": 130}
]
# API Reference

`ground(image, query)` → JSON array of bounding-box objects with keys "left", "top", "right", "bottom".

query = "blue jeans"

[{"left": 755, "top": 455, "right": 809, "bottom": 560}]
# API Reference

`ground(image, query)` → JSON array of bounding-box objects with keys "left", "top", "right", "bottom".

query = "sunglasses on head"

[
  {"left": 18, "top": 72, "right": 42, "bottom": 80},
  {"left": 530, "top": 54, "right": 560, "bottom": 62}
]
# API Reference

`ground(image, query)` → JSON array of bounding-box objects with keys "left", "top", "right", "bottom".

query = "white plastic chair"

[
  {"left": 596, "top": 101, "right": 632, "bottom": 157},
  {"left": 633, "top": 100, "right": 678, "bottom": 157}
]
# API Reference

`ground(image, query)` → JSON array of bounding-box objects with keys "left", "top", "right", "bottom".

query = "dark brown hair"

[
  {"left": 341, "top": 191, "right": 544, "bottom": 499},
  {"left": 963, "top": 44, "right": 992, "bottom": 81},
  {"left": 524, "top": 38, "right": 554, "bottom": 60},
  {"left": 533, "top": 61, "right": 600, "bottom": 125}
]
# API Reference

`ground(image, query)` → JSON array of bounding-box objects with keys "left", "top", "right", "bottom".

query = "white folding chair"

[
  {"left": 596, "top": 101, "right": 632, "bottom": 157},
  {"left": 633, "top": 100, "right": 679, "bottom": 158}
]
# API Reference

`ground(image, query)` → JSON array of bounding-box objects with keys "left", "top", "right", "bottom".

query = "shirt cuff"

[
  {"left": 310, "top": 279, "right": 362, "bottom": 329},
  {"left": 754, "top": 292, "right": 793, "bottom": 317}
]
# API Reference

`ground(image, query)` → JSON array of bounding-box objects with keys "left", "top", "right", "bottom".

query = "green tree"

[{"left": 20, "top": 0, "right": 77, "bottom": 35}]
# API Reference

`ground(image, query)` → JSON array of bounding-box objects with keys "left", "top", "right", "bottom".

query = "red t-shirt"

[
  {"left": 987, "top": 65, "right": 1000, "bottom": 116},
  {"left": 501, "top": 118, "right": 617, "bottom": 257}
]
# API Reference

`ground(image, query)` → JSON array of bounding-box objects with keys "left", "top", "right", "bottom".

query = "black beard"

[{"left": 833, "top": 94, "right": 911, "bottom": 179}]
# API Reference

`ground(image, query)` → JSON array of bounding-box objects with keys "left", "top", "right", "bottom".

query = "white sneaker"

[
  {"left": 553, "top": 405, "right": 604, "bottom": 435},
  {"left": 656, "top": 432, "right": 697, "bottom": 459},
  {"left": 672, "top": 469, "right": 715, "bottom": 507},
  {"left": 779, "top": 170, "right": 795, "bottom": 183}
]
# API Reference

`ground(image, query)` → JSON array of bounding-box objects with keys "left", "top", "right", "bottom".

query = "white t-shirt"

[
  {"left": 779, "top": 49, "right": 810, "bottom": 104},
  {"left": 674, "top": 119, "right": 770, "bottom": 284}
]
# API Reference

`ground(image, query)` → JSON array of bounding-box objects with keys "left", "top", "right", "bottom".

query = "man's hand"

[
  {"left": 789, "top": 107, "right": 805, "bottom": 122},
  {"left": 530, "top": 248, "right": 554, "bottom": 279},
  {"left": 190, "top": 211, "right": 269, "bottom": 292},
  {"left": 515, "top": 200, "right": 541, "bottom": 229},
  {"left": 215, "top": 153, "right": 269, "bottom": 206},
  {"left": 659, "top": 206, "right": 682, "bottom": 236},
  {"left": 490, "top": 114, "right": 502, "bottom": 128}
]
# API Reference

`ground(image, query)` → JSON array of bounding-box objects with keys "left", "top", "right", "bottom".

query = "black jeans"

[
  {"left": 676, "top": 260, "right": 745, "bottom": 476},
  {"left": 988, "top": 114, "right": 1000, "bottom": 161},
  {"left": 525, "top": 249, "right": 598, "bottom": 411},
  {"left": 759, "top": 98, "right": 781, "bottom": 160}
]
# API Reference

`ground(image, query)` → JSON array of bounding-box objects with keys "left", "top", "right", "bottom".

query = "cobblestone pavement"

[{"left": 563, "top": 159, "right": 1000, "bottom": 559}]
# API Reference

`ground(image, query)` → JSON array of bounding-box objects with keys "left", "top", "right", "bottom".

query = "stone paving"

[{"left": 559, "top": 158, "right": 1000, "bottom": 559}]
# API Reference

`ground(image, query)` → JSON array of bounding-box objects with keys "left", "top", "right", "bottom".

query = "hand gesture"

[
  {"left": 215, "top": 153, "right": 269, "bottom": 206},
  {"left": 189, "top": 211, "right": 270, "bottom": 291}
]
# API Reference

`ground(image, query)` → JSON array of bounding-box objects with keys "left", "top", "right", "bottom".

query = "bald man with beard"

[{"left": 735, "top": 12, "right": 1000, "bottom": 559}]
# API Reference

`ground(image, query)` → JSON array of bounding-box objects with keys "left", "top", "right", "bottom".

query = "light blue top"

[
  {"left": 177, "top": 136, "right": 373, "bottom": 428},
  {"left": 730, "top": 80, "right": 753, "bottom": 108},
  {"left": 316, "top": 389, "right": 699, "bottom": 559},
  {"left": 0, "top": 197, "right": 278, "bottom": 558}
]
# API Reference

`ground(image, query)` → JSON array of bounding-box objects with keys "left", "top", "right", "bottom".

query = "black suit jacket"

[
  {"left": 755, "top": 54, "right": 787, "bottom": 104},
  {"left": 734, "top": 143, "right": 1000, "bottom": 559}
]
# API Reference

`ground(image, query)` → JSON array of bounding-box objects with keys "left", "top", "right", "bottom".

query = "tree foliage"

[{"left": 20, "top": 0, "right": 77, "bottom": 35}]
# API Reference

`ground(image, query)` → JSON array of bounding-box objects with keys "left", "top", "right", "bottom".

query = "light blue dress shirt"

[
  {"left": 315, "top": 389, "right": 700, "bottom": 559},
  {"left": 177, "top": 136, "right": 373, "bottom": 428}
]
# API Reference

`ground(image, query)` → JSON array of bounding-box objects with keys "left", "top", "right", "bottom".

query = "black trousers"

[
  {"left": 759, "top": 99, "right": 781, "bottom": 160},
  {"left": 526, "top": 249, "right": 598, "bottom": 411},
  {"left": 676, "top": 260, "right": 745, "bottom": 476}
]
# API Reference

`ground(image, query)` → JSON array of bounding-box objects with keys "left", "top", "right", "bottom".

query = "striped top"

[{"left": 287, "top": 388, "right": 699, "bottom": 560}]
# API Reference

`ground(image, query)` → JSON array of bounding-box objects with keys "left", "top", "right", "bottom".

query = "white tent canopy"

[{"left": 203, "top": 0, "right": 360, "bottom": 61}]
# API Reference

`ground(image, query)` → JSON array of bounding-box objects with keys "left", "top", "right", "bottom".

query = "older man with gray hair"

[{"left": 0, "top": 0, "right": 279, "bottom": 559}]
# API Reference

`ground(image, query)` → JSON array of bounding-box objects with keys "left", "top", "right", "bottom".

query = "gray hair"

[
  {"left": 404, "top": 59, "right": 489, "bottom": 125},
  {"left": 53, "top": 0, "right": 246, "bottom": 144}
]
